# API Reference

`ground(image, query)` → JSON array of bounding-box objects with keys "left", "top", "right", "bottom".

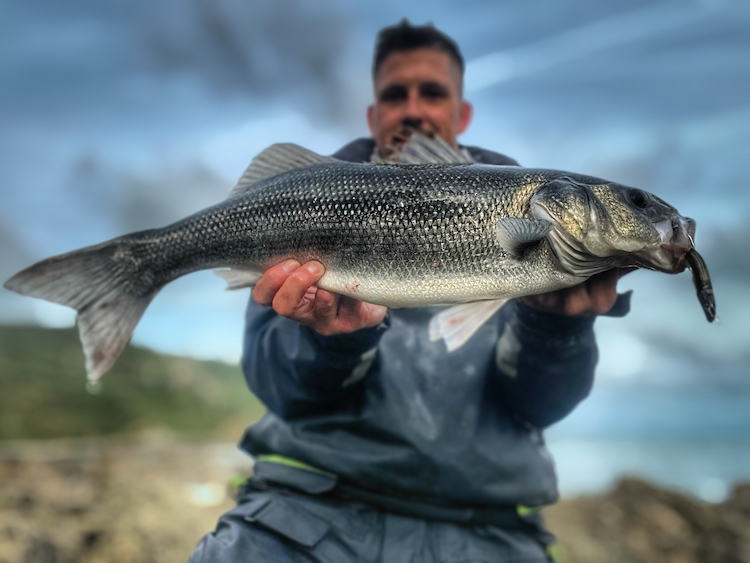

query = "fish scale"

[
  {"left": 114, "top": 163, "right": 572, "bottom": 302},
  {"left": 200, "top": 163, "right": 564, "bottom": 304}
]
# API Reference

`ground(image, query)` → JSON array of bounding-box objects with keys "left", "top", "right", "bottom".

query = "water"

[
  {"left": 545, "top": 379, "right": 750, "bottom": 501},
  {"left": 548, "top": 438, "right": 750, "bottom": 502}
]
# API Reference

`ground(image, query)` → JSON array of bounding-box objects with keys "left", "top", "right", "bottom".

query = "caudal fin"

[{"left": 4, "top": 240, "right": 158, "bottom": 381}]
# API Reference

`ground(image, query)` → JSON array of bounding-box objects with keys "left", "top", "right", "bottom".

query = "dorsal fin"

[
  {"left": 372, "top": 131, "right": 475, "bottom": 165},
  {"left": 228, "top": 143, "right": 338, "bottom": 198}
]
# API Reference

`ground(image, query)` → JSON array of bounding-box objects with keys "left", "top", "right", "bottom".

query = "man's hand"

[
  {"left": 521, "top": 269, "right": 634, "bottom": 316},
  {"left": 253, "top": 260, "right": 388, "bottom": 336}
]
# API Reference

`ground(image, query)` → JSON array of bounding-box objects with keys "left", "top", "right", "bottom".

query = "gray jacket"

[{"left": 238, "top": 138, "right": 623, "bottom": 510}]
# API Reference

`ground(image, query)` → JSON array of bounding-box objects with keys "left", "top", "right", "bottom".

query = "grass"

[{"left": 0, "top": 325, "right": 265, "bottom": 440}]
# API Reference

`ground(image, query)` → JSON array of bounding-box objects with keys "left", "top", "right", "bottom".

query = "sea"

[{"left": 545, "top": 379, "right": 750, "bottom": 502}]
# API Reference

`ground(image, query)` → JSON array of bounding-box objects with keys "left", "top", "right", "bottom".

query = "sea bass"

[{"left": 4, "top": 136, "right": 715, "bottom": 381}]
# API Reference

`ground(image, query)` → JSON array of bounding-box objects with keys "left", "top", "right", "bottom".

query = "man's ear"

[
  {"left": 367, "top": 105, "right": 376, "bottom": 136},
  {"left": 458, "top": 100, "right": 473, "bottom": 135}
]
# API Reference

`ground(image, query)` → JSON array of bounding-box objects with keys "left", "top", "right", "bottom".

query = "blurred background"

[{"left": 2, "top": 0, "right": 749, "bottom": 561}]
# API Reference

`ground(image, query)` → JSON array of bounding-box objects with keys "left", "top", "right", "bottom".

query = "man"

[{"left": 192, "top": 20, "right": 627, "bottom": 562}]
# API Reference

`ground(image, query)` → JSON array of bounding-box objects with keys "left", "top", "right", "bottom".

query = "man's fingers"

[
  {"left": 272, "top": 261, "right": 325, "bottom": 317},
  {"left": 312, "top": 288, "right": 340, "bottom": 332},
  {"left": 522, "top": 292, "right": 559, "bottom": 312},
  {"left": 339, "top": 297, "right": 388, "bottom": 329},
  {"left": 523, "top": 269, "right": 624, "bottom": 316},
  {"left": 251, "top": 259, "right": 384, "bottom": 334},
  {"left": 557, "top": 270, "right": 617, "bottom": 316},
  {"left": 336, "top": 295, "right": 361, "bottom": 320},
  {"left": 252, "top": 259, "right": 300, "bottom": 306},
  {"left": 585, "top": 270, "right": 619, "bottom": 315},
  {"left": 561, "top": 284, "right": 592, "bottom": 316}
]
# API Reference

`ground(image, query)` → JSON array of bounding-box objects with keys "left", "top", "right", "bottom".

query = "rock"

[
  {"left": 0, "top": 436, "right": 252, "bottom": 563},
  {"left": 1, "top": 437, "right": 748, "bottom": 563},
  {"left": 545, "top": 477, "right": 750, "bottom": 563}
]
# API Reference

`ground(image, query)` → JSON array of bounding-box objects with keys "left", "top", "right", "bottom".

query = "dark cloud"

[
  {"left": 467, "top": 2, "right": 750, "bottom": 127},
  {"left": 65, "top": 154, "right": 231, "bottom": 233},
  {"left": 137, "top": 1, "right": 348, "bottom": 107},
  {"left": 3, "top": 0, "right": 350, "bottom": 123},
  {"left": 2, "top": 0, "right": 749, "bottom": 372}
]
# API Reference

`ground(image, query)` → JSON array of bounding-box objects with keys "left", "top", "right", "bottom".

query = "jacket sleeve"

[
  {"left": 492, "top": 300, "right": 604, "bottom": 429},
  {"left": 241, "top": 298, "right": 389, "bottom": 420}
]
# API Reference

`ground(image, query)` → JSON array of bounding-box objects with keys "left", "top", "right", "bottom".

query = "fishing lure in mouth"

[{"left": 685, "top": 248, "right": 718, "bottom": 323}]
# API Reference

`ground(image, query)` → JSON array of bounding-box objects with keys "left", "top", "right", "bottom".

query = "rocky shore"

[
  {"left": 1, "top": 435, "right": 748, "bottom": 563},
  {"left": 2, "top": 327, "right": 747, "bottom": 562},
  {"left": 545, "top": 477, "right": 750, "bottom": 563}
]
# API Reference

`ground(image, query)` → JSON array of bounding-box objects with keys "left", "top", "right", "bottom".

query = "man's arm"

[
  {"left": 244, "top": 260, "right": 625, "bottom": 424},
  {"left": 241, "top": 260, "right": 387, "bottom": 419},
  {"left": 496, "top": 270, "right": 631, "bottom": 428}
]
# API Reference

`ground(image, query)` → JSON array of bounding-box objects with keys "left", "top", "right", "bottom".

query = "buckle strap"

[
  {"left": 251, "top": 457, "right": 545, "bottom": 531},
  {"left": 255, "top": 455, "right": 337, "bottom": 478},
  {"left": 334, "top": 482, "right": 534, "bottom": 530},
  {"left": 253, "top": 458, "right": 338, "bottom": 494}
]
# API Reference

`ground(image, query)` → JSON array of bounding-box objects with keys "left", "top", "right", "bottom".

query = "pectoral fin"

[
  {"left": 429, "top": 299, "right": 507, "bottom": 352},
  {"left": 495, "top": 217, "right": 553, "bottom": 258}
]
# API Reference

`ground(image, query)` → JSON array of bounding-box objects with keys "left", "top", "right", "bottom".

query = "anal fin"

[{"left": 214, "top": 267, "right": 263, "bottom": 290}]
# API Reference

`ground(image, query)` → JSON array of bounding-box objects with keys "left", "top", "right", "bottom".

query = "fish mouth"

[{"left": 640, "top": 216, "right": 696, "bottom": 272}]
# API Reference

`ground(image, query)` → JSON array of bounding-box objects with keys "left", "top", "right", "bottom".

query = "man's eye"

[
  {"left": 420, "top": 84, "right": 448, "bottom": 99},
  {"left": 379, "top": 87, "right": 407, "bottom": 102}
]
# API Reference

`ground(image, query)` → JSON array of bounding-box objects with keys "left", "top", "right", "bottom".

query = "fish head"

[{"left": 531, "top": 178, "right": 696, "bottom": 275}]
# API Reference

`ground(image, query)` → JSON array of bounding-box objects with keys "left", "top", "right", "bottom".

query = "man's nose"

[{"left": 403, "top": 91, "right": 426, "bottom": 121}]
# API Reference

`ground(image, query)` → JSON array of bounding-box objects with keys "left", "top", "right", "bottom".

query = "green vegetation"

[{"left": 0, "top": 325, "right": 265, "bottom": 440}]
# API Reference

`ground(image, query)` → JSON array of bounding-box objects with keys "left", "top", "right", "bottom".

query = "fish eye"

[{"left": 628, "top": 189, "right": 649, "bottom": 209}]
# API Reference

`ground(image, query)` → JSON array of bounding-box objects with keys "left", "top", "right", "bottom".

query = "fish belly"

[{"left": 315, "top": 243, "right": 575, "bottom": 308}]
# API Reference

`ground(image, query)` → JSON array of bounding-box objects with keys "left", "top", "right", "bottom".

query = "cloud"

[
  {"left": 699, "top": 222, "right": 750, "bottom": 281},
  {"left": 465, "top": 1, "right": 721, "bottom": 94},
  {"left": 64, "top": 154, "right": 231, "bottom": 233},
  {"left": 3, "top": 0, "right": 352, "bottom": 125},
  {"left": 0, "top": 224, "right": 38, "bottom": 323},
  {"left": 3, "top": 0, "right": 749, "bottom": 373}
]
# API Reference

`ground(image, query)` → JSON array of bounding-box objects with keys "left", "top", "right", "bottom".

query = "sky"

[{"left": 2, "top": 0, "right": 750, "bottom": 490}]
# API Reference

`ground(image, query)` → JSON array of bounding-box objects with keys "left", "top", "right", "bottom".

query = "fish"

[{"left": 3, "top": 134, "right": 714, "bottom": 381}]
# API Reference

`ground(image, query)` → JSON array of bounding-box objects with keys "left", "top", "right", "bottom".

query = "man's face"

[{"left": 367, "top": 48, "right": 472, "bottom": 155}]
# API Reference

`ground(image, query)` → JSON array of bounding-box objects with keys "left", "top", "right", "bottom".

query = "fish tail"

[{"left": 4, "top": 238, "right": 159, "bottom": 381}]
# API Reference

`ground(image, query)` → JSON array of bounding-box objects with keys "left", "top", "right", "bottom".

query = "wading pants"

[{"left": 190, "top": 484, "right": 553, "bottom": 563}]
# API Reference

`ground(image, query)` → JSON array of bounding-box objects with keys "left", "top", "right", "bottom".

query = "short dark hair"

[{"left": 372, "top": 19, "right": 464, "bottom": 79}]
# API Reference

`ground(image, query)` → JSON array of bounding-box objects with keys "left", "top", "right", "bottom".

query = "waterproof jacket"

[{"left": 238, "top": 138, "right": 622, "bottom": 509}]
